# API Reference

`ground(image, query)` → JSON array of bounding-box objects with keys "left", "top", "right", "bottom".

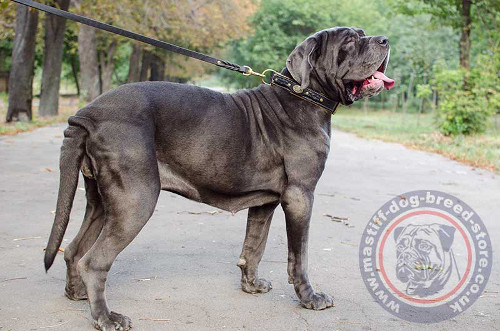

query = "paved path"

[{"left": 0, "top": 124, "right": 498, "bottom": 331}]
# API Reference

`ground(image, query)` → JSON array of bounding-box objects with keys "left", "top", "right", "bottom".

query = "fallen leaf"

[
  {"left": 178, "top": 210, "right": 222, "bottom": 215},
  {"left": 39, "top": 320, "right": 69, "bottom": 329},
  {"left": 1, "top": 277, "right": 27, "bottom": 282},
  {"left": 43, "top": 247, "right": 65, "bottom": 252},
  {"left": 139, "top": 318, "right": 171, "bottom": 322},
  {"left": 323, "top": 214, "right": 353, "bottom": 227},
  {"left": 133, "top": 276, "right": 158, "bottom": 282},
  {"left": 13, "top": 236, "right": 41, "bottom": 241}
]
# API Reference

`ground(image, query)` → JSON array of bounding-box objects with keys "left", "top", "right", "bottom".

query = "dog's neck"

[
  {"left": 227, "top": 72, "right": 335, "bottom": 150},
  {"left": 255, "top": 81, "right": 333, "bottom": 133},
  {"left": 281, "top": 67, "right": 346, "bottom": 106}
]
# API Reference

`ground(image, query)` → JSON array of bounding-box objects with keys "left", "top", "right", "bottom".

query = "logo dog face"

[{"left": 393, "top": 223, "right": 457, "bottom": 297}]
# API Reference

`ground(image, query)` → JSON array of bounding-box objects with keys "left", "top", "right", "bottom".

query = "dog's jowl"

[{"left": 44, "top": 27, "right": 394, "bottom": 331}]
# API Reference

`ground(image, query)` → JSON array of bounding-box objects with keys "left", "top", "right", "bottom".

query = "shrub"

[
  {"left": 433, "top": 65, "right": 495, "bottom": 136},
  {"left": 437, "top": 90, "right": 491, "bottom": 135}
]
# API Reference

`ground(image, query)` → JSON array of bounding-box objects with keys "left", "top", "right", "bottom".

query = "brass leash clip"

[{"left": 241, "top": 66, "right": 265, "bottom": 78}]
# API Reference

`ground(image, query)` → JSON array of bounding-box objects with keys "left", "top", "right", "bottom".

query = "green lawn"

[{"left": 332, "top": 107, "right": 500, "bottom": 172}]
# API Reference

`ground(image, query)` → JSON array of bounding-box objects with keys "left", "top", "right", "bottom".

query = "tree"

[
  {"left": 126, "top": 42, "right": 142, "bottom": 83},
  {"left": 39, "top": 0, "right": 71, "bottom": 117},
  {"left": 78, "top": 24, "right": 100, "bottom": 102},
  {"left": 139, "top": 49, "right": 153, "bottom": 81},
  {"left": 73, "top": 0, "right": 255, "bottom": 100},
  {"left": 459, "top": 0, "right": 472, "bottom": 71},
  {"left": 149, "top": 54, "right": 165, "bottom": 81},
  {"left": 0, "top": 1, "right": 16, "bottom": 39},
  {"left": 6, "top": 4, "right": 39, "bottom": 122},
  {"left": 392, "top": 0, "right": 499, "bottom": 73},
  {"left": 98, "top": 37, "right": 118, "bottom": 92}
]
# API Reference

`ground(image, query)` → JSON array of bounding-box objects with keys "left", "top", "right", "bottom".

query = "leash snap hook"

[
  {"left": 260, "top": 69, "right": 277, "bottom": 85},
  {"left": 242, "top": 65, "right": 265, "bottom": 78}
]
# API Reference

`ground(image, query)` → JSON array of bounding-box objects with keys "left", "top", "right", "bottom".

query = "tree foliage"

[
  {"left": 2, "top": 0, "right": 498, "bottom": 134},
  {"left": 221, "top": 0, "right": 391, "bottom": 88},
  {"left": 221, "top": 0, "right": 498, "bottom": 135}
]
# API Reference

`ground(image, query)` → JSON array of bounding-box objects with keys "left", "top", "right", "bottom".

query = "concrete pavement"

[{"left": 0, "top": 123, "right": 498, "bottom": 330}]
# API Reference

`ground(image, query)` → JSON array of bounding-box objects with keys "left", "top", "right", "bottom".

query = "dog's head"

[
  {"left": 393, "top": 223, "right": 456, "bottom": 297},
  {"left": 286, "top": 27, "right": 394, "bottom": 105}
]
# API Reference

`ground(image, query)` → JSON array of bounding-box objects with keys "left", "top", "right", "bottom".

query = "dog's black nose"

[
  {"left": 375, "top": 36, "right": 389, "bottom": 46},
  {"left": 397, "top": 266, "right": 411, "bottom": 282}
]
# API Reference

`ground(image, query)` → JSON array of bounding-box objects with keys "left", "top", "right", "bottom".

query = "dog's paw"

[
  {"left": 300, "top": 292, "right": 334, "bottom": 310},
  {"left": 241, "top": 278, "right": 272, "bottom": 294},
  {"left": 93, "top": 312, "right": 132, "bottom": 331}
]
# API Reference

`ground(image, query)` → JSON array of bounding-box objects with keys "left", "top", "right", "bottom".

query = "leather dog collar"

[{"left": 269, "top": 70, "right": 340, "bottom": 115}]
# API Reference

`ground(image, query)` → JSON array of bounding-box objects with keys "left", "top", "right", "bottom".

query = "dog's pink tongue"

[{"left": 373, "top": 71, "right": 395, "bottom": 90}]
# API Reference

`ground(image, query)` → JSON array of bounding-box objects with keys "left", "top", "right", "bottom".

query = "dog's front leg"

[
  {"left": 282, "top": 185, "right": 334, "bottom": 310},
  {"left": 238, "top": 202, "right": 279, "bottom": 294}
]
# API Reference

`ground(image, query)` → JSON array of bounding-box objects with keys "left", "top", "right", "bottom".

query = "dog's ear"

[
  {"left": 286, "top": 36, "right": 319, "bottom": 90},
  {"left": 352, "top": 27, "right": 366, "bottom": 37},
  {"left": 437, "top": 224, "right": 456, "bottom": 252},
  {"left": 394, "top": 226, "right": 404, "bottom": 242}
]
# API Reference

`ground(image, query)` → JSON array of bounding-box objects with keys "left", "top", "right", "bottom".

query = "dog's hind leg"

[
  {"left": 64, "top": 176, "right": 104, "bottom": 301},
  {"left": 77, "top": 132, "right": 160, "bottom": 331},
  {"left": 238, "top": 202, "right": 278, "bottom": 294}
]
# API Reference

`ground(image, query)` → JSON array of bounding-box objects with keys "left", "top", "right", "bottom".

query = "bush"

[
  {"left": 437, "top": 90, "right": 491, "bottom": 135},
  {"left": 433, "top": 64, "right": 495, "bottom": 136}
]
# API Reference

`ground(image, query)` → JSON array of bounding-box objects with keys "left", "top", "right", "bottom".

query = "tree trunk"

[
  {"left": 402, "top": 72, "right": 415, "bottom": 124},
  {"left": 99, "top": 39, "right": 117, "bottom": 93},
  {"left": 39, "top": 0, "right": 71, "bottom": 117},
  {"left": 417, "top": 74, "right": 427, "bottom": 125},
  {"left": 78, "top": 25, "right": 100, "bottom": 102},
  {"left": 139, "top": 50, "right": 152, "bottom": 81},
  {"left": 149, "top": 54, "right": 165, "bottom": 81},
  {"left": 418, "top": 98, "right": 424, "bottom": 125},
  {"left": 6, "top": 5, "right": 39, "bottom": 122},
  {"left": 459, "top": 0, "right": 472, "bottom": 72},
  {"left": 127, "top": 43, "right": 143, "bottom": 83},
  {"left": 71, "top": 56, "right": 80, "bottom": 96},
  {"left": 432, "top": 89, "right": 438, "bottom": 114}
]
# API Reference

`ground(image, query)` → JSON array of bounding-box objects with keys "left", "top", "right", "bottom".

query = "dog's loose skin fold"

[{"left": 44, "top": 27, "right": 392, "bottom": 330}]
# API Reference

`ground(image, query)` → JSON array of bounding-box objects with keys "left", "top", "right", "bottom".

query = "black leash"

[
  {"left": 10, "top": 0, "right": 339, "bottom": 114},
  {"left": 10, "top": 0, "right": 249, "bottom": 74}
]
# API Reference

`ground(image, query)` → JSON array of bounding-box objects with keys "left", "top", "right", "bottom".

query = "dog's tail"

[{"left": 44, "top": 121, "right": 88, "bottom": 272}]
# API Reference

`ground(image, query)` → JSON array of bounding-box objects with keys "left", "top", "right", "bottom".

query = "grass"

[
  {"left": 0, "top": 95, "right": 79, "bottom": 135},
  {"left": 333, "top": 106, "right": 500, "bottom": 172}
]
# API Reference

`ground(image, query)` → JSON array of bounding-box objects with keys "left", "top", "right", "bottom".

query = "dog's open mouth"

[{"left": 345, "top": 59, "right": 395, "bottom": 102}]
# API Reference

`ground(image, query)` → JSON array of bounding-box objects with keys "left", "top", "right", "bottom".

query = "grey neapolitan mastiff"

[{"left": 44, "top": 27, "right": 394, "bottom": 330}]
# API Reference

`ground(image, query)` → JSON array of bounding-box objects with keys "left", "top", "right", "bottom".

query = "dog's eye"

[
  {"left": 418, "top": 242, "right": 432, "bottom": 252},
  {"left": 345, "top": 37, "right": 355, "bottom": 44}
]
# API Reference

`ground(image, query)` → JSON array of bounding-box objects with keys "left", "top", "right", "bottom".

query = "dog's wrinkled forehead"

[{"left": 394, "top": 224, "right": 456, "bottom": 253}]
